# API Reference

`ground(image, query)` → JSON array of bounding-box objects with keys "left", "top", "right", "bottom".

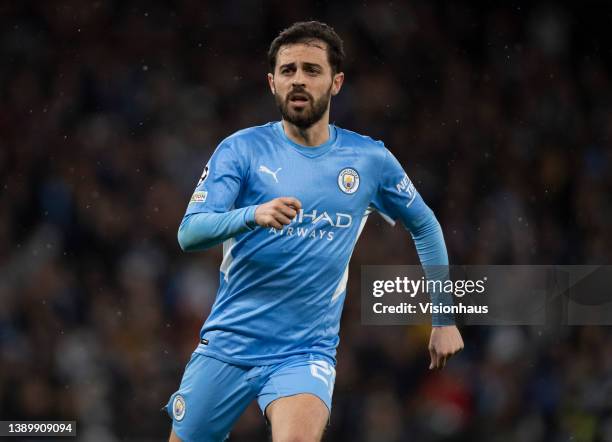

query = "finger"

[
  {"left": 277, "top": 204, "right": 297, "bottom": 219},
  {"left": 452, "top": 340, "right": 463, "bottom": 354},
  {"left": 272, "top": 212, "right": 292, "bottom": 225},
  {"left": 262, "top": 215, "right": 282, "bottom": 229},
  {"left": 268, "top": 219, "right": 283, "bottom": 230},
  {"left": 434, "top": 353, "right": 443, "bottom": 370},
  {"left": 429, "top": 347, "right": 436, "bottom": 370},
  {"left": 279, "top": 197, "right": 302, "bottom": 210}
]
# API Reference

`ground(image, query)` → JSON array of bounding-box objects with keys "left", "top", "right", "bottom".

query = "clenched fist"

[
  {"left": 255, "top": 197, "right": 302, "bottom": 230},
  {"left": 428, "top": 325, "right": 464, "bottom": 370}
]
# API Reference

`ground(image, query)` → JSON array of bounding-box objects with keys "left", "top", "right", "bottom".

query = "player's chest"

[{"left": 243, "top": 150, "right": 375, "bottom": 210}]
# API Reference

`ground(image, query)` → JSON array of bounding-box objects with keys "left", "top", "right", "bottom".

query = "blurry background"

[{"left": 1, "top": 1, "right": 611, "bottom": 441}]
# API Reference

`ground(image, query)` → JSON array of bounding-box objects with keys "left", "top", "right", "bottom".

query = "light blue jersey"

[{"left": 178, "top": 121, "right": 453, "bottom": 366}]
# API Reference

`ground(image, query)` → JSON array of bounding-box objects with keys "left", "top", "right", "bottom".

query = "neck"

[{"left": 282, "top": 113, "right": 330, "bottom": 147}]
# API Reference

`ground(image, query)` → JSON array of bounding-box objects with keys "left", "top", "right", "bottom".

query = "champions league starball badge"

[
  {"left": 338, "top": 168, "right": 360, "bottom": 194},
  {"left": 197, "top": 164, "right": 209, "bottom": 187}
]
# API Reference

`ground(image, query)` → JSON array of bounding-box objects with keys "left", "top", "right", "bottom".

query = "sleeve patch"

[
  {"left": 197, "top": 164, "right": 210, "bottom": 187},
  {"left": 189, "top": 191, "right": 208, "bottom": 203},
  {"left": 396, "top": 173, "right": 417, "bottom": 206}
]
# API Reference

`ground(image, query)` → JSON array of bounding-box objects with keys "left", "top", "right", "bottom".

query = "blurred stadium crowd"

[{"left": 1, "top": 1, "right": 611, "bottom": 441}]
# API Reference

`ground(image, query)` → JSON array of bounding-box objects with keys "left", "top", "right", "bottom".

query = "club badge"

[
  {"left": 338, "top": 168, "right": 360, "bottom": 194},
  {"left": 173, "top": 394, "right": 186, "bottom": 421}
]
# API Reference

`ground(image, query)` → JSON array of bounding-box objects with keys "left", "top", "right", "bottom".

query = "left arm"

[
  {"left": 404, "top": 205, "right": 465, "bottom": 370},
  {"left": 370, "top": 147, "right": 464, "bottom": 369}
]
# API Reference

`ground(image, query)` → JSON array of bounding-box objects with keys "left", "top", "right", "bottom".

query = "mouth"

[{"left": 288, "top": 93, "right": 310, "bottom": 104}]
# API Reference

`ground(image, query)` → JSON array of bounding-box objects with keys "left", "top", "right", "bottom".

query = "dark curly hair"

[{"left": 268, "top": 21, "right": 345, "bottom": 75}]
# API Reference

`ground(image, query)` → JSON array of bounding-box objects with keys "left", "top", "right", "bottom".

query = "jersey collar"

[{"left": 273, "top": 121, "right": 338, "bottom": 158}]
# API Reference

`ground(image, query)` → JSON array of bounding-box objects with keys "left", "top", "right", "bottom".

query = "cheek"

[
  {"left": 315, "top": 80, "right": 334, "bottom": 96},
  {"left": 273, "top": 80, "right": 289, "bottom": 94}
]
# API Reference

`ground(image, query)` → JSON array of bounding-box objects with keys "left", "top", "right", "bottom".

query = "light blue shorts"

[{"left": 164, "top": 352, "right": 336, "bottom": 442}]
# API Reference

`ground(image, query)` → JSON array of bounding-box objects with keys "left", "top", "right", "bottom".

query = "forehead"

[{"left": 276, "top": 40, "right": 329, "bottom": 67}]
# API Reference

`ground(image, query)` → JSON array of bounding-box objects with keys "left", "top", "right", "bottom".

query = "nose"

[{"left": 292, "top": 68, "right": 306, "bottom": 88}]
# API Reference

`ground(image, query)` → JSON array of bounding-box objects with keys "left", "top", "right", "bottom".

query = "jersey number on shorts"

[{"left": 309, "top": 361, "right": 336, "bottom": 397}]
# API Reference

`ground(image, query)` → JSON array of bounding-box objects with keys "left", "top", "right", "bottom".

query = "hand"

[
  {"left": 428, "top": 325, "right": 464, "bottom": 370},
  {"left": 255, "top": 197, "right": 302, "bottom": 230}
]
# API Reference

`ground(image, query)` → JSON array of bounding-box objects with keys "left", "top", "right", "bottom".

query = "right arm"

[
  {"left": 178, "top": 140, "right": 300, "bottom": 251},
  {"left": 178, "top": 206, "right": 258, "bottom": 252},
  {"left": 178, "top": 197, "right": 301, "bottom": 252}
]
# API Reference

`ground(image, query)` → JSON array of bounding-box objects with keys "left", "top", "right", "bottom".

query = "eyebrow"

[{"left": 279, "top": 62, "right": 323, "bottom": 70}]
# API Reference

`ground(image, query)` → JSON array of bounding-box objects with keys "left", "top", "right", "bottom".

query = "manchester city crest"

[
  {"left": 338, "top": 168, "right": 360, "bottom": 194},
  {"left": 173, "top": 394, "right": 186, "bottom": 421}
]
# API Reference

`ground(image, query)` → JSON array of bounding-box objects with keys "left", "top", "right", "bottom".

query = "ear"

[
  {"left": 331, "top": 72, "right": 345, "bottom": 96},
  {"left": 267, "top": 73, "right": 276, "bottom": 95}
]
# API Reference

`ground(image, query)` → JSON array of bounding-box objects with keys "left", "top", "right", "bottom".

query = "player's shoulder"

[
  {"left": 220, "top": 122, "right": 276, "bottom": 148},
  {"left": 334, "top": 125, "right": 388, "bottom": 158}
]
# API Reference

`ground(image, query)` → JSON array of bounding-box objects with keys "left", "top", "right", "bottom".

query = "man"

[{"left": 166, "top": 21, "right": 464, "bottom": 442}]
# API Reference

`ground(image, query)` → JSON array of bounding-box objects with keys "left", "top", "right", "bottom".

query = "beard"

[{"left": 275, "top": 85, "right": 332, "bottom": 129}]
